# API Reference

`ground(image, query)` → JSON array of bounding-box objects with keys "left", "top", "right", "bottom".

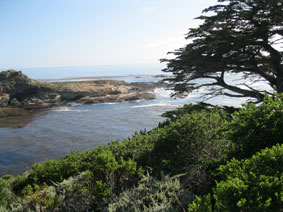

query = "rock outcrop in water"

[{"left": 0, "top": 70, "right": 165, "bottom": 107}]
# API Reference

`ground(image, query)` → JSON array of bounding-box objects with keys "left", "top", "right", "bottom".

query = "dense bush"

[
  {"left": 107, "top": 105, "right": 232, "bottom": 195},
  {"left": 188, "top": 144, "right": 283, "bottom": 212},
  {"left": 226, "top": 93, "right": 283, "bottom": 159},
  {"left": 149, "top": 108, "right": 230, "bottom": 194},
  {"left": 12, "top": 147, "right": 141, "bottom": 195}
]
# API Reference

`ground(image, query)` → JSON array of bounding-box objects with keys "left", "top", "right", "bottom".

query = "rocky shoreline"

[{"left": 0, "top": 70, "right": 166, "bottom": 108}]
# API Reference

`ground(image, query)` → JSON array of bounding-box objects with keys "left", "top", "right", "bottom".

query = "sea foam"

[{"left": 131, "top": 103, "right": 181, "bottom": 108}]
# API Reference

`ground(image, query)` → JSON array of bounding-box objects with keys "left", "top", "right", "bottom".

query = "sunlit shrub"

[
  {"left": 106, "top": 173, "right": 192, "bottom": 212},
  {"left": 226, "top": 93, "right": 283, "bottom": 159},
  {"left": 187, "top": 194, "right": 212, "bottom": 212},
  {"left": 13, "top": 147, "right": 142, "bottom": 195},
  {"left": 10, "top": 183, "right": 57, "bottom": 212},
  {"left": 188, "top": 144, "right": 283, "bottom": 212}
]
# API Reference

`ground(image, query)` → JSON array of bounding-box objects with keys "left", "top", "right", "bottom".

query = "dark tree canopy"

[{"left": 162, "top": 0, "right": 283, "bottom": 102}]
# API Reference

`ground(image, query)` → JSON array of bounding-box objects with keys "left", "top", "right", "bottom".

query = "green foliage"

[
  {"left": 215, "top": 144, "right": 283, "bottom": 212},
  {"left": 0, "top": 175, "right": 15, "bottom": 208},
  {"left": 187, "top": 194, "right": 212, "bottom": 212},
  {"left": 189, "top": 145, "right": 283, "bottom": 212},
  {"left": 12, "top": 147, "right": 141, "bottom": 195},
  {"left": 0, "top": 206, "right": 8, "bottom": 212},
  {"left": 106, "top": 132, "right": 156, "bottom": 163},
  {"left": 106, "top": 105, "right": 232, "bottom": 196},
  {"left": 149, "top": 108, "right": 230, "bottom": 194},
  {"left": 106, "top": 173, "right": 192, "bottom": 212},
  {"left": 161, "top": 103, "right": 214, "bottom": 121},
  {"left": 226, "top": 93, "right": 283, "bottom": 159}
]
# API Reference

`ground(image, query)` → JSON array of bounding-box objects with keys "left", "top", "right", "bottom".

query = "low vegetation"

[{"left": 0, "top": 93, "right": 283, "bottom": 211}]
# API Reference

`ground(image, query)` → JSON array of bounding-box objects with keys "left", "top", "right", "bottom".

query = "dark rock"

[
  {"left": 0, "top": 70, "right": 42, "bottom": 100},
  {"left": 10, "top": 98, "right": 21, "bottom": 106},
  {"left": 59, "top": 92, "right": 88, "bottom": 101},
  {"left": 0, "top": 70, "right": 27, "bottom": 81}
]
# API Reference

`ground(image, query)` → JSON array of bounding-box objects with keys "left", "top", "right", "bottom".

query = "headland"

[{"left": 0, "top": 70, "right": 166, "bottom": 108}]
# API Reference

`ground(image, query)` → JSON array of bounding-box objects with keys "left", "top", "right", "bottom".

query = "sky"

[{"left": 0, "top": 0, "right": 218, "bottom": 69}]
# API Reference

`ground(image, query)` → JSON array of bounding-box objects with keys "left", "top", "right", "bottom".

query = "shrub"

[
  {"left": 0, "top": 206, "right": 9, "bottom": 212},
  {"left": 10, "top": 171, "right": 93, "bottom": 212},
  {"left": 161, "top": 103, "right": 214, "bottom": 122},
  {"left": 148, "top": 108, "right": 230, "bottom": 194},
  {"left": 106, "top": 173, "right": 192, "bottom": 212},
  {"left": 226, "top": 93, "right": 283, "bottom": 159},
  {"left": 187, "top": 194, "right": 212, "bottom": 212},
  {"left": 52, "top": 171, "right": 95, "bottom": 211},
  {"left": 12, "top": 147, "right": 142, "bottom": 196},
  {"left": 188, "top": 144, "right": 283, "bottom": 212},
  {"left": 106, "top": 132, "right": 156, "bottom": 163},
  {"left": 0, "top": 175, "right": 15, "bottom": 208},
  {"left": 9, "top": 183, "right": 57, "bottom": 212}
]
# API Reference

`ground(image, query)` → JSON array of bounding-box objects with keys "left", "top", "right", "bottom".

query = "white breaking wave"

[
  {"left": 153, "top": 88, "right": 204, "bottom": 99},
  {"left": 52, "top": 107, "right": 90, "bottom": 112},
  {"left": 153, "top": 88, "right": 172, "bottom": 98},
  {"left": 133, "top": 100, "right": 144, "bottom": 103},
  {"left": 131, "top": 103, "right": 181, "bottom": 108},
  {"left": 67, "top": 102, "right": 81, "bottom": 107},
  {"left": 101, "top": 102, "right": 118, "bottom": 105},
  {"left": 53, "top": 107, "right": 72, "bottom": 112}
]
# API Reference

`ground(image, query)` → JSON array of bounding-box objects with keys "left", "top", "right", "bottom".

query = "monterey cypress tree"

[{"left": 162, "top": 0, "right": 283, "bottom": 102}]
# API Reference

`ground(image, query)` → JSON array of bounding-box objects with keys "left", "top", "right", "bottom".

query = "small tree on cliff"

[{"left": 162, "top": 0, "right": 283, "bottom": 102}]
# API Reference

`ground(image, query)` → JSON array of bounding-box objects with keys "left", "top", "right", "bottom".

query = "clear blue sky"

[{"left": 0, "top": 0, "right": 217, "bottom": 69}]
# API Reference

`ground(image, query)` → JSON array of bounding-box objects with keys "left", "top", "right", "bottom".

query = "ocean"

[
  {"left": 0, "top": 65, "right": 260, "bottom": 176},
  {"left": 4, "top": 64, "right": 165, "bottom": 80}
]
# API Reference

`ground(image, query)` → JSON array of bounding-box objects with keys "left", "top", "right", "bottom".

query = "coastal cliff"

[{"left": 0, "top": 70, "right": 164, "bottom": 107}]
